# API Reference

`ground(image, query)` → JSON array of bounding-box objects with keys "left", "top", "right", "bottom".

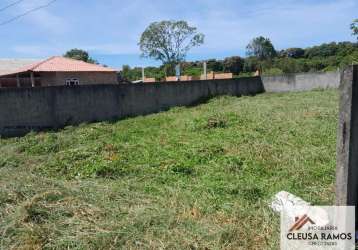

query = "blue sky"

[{"left": 0, "top": 0, "right": 357, "bottom": 69}]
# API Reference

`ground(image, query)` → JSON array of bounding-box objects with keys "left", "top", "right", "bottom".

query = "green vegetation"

[
  {"left": 0, "top": 90, "right": 338, "bottom": 249},
  {"left": 246, "top": 36, "right": 277, "bottom": 60},
  {"left": 139, "top": 20, "right": 205, "bottom": 75},
  {"left": 351, "top": 19, "right": 358, "bottom": 40},
  {"left": 121, "top": 41, "right": 358, "bottom": 81},
  {"left": 64, "top": 48, "right": 98, "bottom": 64}
]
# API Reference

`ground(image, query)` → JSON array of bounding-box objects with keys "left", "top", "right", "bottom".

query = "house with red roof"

[{"left": 0, "top": 56, "right": 118, "bottom": 88}]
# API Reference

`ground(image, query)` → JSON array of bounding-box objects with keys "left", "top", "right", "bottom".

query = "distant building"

[{"left": 0, "top": 56, "right": 118, "bottom": 88}]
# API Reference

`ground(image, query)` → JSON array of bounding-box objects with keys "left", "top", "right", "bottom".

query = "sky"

[{"left": 0, "top": 0, "right": 357, "bottom": 69}]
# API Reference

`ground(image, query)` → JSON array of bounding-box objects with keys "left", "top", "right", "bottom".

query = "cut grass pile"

[{"left": 0, "top": 89, "right": 338, "bottom": 249}]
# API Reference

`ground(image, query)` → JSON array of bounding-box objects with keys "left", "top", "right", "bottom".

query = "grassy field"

[{"left": 0, "top": 90, "right": 338, "bottom": 249}]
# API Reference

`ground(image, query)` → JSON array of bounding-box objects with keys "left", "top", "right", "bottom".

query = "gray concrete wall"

[
  {"left": 262, "top": 71, "right": 340, "bottom": 92},
  {"left": 0, "top": 77, "right": 264, "bottom": 137},
  {"left": 0, "top": 71, "right": 341, "bottom": 137},
  {"left": 335, "top": 65, "right": 358, "bottom": 227}
]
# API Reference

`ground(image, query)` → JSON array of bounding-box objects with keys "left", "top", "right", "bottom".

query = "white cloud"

[
  {"left": 10, "top": 0, "right": 69, "bottom": 35},
  {"left": 12, "top": 45, "right": 62, "bottom": 56},
  {"left": 82, "top": 43, "right": 140, "bottom": 55},
  {"left": 2, "top": 0, "right": 357, "bottom": 65},
  {"left": 184, "top": 0, "right": 356, "bottom": 52}
]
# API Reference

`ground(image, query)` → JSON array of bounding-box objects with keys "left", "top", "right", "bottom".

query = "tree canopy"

[
  {"left": 121, "top": 41, "right": 358, "bottom": 81},
  {"left": 351, "top": 19, "right": 358, "bottom": 40},
  {"left": 223, "top": 56, "right": 244, "bottom": 75},
  {"left": 125, "top": 18, "right": 358, "bottom": 81},
  {"left": 139, "top": 20, "right": 204, "bottom": 66},
  {"left": 246, "top": 36, "right": 277, "bottom": 60},
  {"left": 279, "top": 48, "right": 305, "bottom": 58},
  {"left": 64, "top": 49, "right": 97, "bottom": 64}
]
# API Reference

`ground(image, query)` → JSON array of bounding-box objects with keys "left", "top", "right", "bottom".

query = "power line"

[
  {"left": 0, "top": 0, "right": 58, "bottom": 26},
  {"left": 0, "top": 0, "right": 25, "bottom": 13}
]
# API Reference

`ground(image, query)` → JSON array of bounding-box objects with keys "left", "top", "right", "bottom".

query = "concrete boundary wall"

[
  {"left": 0, "top": 77, "right": 264, "bottom": 137},
  {"left": 335, "top": 65, "right": 358, "bottom": 227},
  {"left": 0, "top": 71, "right": 341, "bottom": 137},
  {"left": 262, "top": 71, "right": 340, "bottom": 92}
]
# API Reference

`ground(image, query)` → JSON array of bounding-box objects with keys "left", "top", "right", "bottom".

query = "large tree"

[
  {"left": 280, "top": 48, "right": 305, "bottom": 58},
  {"left": 351, "top": 19, "right": 358, "bottom": 40},
  {"left": 246, "top": 36, "right": 277, "bottom": 60},
  {"left": 139, "top": 20, "right": 205, "bottom": 69},
  {"left": 207, "top": 59, "right": 223, "bottom": 72},
  {"left": 64, "top": 49, "right": 97, "bottom": 64},
  {"left": 223, "top": 56, "right": 244, "bottom": 75}
]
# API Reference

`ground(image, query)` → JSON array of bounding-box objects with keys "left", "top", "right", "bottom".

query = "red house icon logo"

[{"left": 289, "top": 214, "right": 315, "bottom": 232}]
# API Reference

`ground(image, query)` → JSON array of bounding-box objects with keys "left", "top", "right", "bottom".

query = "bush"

[
  {"left": 262, "top": 67, "right": 283, "bottom": 76},
  {"left": 322, "top": 65, "right": 338, "bottom": 72}
]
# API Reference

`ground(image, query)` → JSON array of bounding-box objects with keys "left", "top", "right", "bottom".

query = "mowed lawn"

[{"left": 0, "top": 90, "right": 338, "bottom": 249}]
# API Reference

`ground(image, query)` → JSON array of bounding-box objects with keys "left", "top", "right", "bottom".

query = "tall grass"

[{"left": 0, "top": 90, "right": 338, "bottom": 249}]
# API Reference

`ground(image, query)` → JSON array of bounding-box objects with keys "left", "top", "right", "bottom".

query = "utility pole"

[
  {"left": 142, "top": 67, "right": 145, "bottom": 82},
  {"left": 175, "top": 63, "right": 181, "bottom": 81},
  {"left": 16, "top": 74, "right": 20, "bottom": 87},
  {"left": 203, "top": 61, "right": 207, "bottom": 80},
  {"left": 30, "top": 72, "right": 35, "bottom": 87}
]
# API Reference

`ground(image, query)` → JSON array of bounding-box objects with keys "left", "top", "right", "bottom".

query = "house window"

[{"left": 65, "top": 78, "right": 80, "bottom": 86}]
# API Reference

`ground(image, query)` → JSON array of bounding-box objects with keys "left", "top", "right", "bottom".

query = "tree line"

[
  {"left": 63, "top": 19, "right": 358, "bottom": 81},
  {"left": 121, "top": 40, "right": 358, "bottom": 81},
  {"left": 122, "top": 19, "right": 358, "bottom": 81}
]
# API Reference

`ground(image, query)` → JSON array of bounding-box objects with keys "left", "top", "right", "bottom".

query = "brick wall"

[
  {"left": 200, "top": 72, "right": 233, "bottom": 80},
  {"left": 165, "top": 76, "right": 178, "bottom": 82},
  {"left": 144, "top": 78, "right": 156, "bottom": 83},
  {"left": 40, "top": 72, "right": 118, "bottom": 86},
  {"left": 214, "top": 73, "right": 233, "bottom": 79}
]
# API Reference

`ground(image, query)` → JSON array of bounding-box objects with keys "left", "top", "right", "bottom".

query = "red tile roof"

[{"left": 0, "top": 56, "right": 116, "bottom": 76}]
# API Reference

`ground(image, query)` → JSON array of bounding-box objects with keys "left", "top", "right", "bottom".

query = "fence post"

[
  {"left": 30, "top": 72, "right": 35, "bottom": 87},
  {"left": 336, "top": 65, "right": 358, "bottom": 227},
  {"left": 142, "top": 67, "right": 145, "bottom": 83},
  {"left": 16, "top": 74, "right": 20, "bottom": 87},
  {"left": 203, "top": 61, "right": 207, "bottom": 80}
]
